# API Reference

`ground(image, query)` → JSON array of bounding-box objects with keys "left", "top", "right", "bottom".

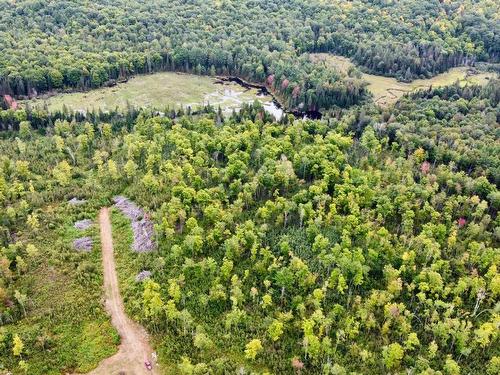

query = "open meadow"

[
  {"left": 25, "top": 72, "right": 264, "bottom": 114},
  {"left": 26, "top": 58, "right": 496, "bottom": 115},
  {"left": 310, "top": 53, "right": 496, "bottom": 106}
]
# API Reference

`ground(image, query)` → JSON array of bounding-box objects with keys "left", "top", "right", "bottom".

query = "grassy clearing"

[
  {"left": 24, "top": 72, "right": 263, "bottom": 114},
  {"left": 0, "top": 202, "right": 118, "bottom": 374},
  {"left": 310, "top": 53, "right": 497, "bottom": 106},
  {"left": 19, "top": 58, "right": 499, "bottom": 113}
]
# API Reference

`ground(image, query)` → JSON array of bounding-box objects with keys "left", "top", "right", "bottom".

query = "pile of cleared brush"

[
  {"left": 73, "top": 237, "right": 93, "bottom": 252},
  {"left": 74, "top": 219, "right": 93, "bottom": 230},
  {"left": 68, "top": 197, "right": 86, "bottom": 205},
  {"left": 135, "top": 270, "right": 152, "bottom": 282},
  {"left": 113, "top": 196, "right": 156, "bottom": 252}
]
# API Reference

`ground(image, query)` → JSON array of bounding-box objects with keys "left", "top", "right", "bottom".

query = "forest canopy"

[
  {"left": 0, "top": 89, "right": 499, "bottom": 373},
  {"left": 0, "top": 0, "right": 499, "bottom": 111},
  {"left": 0, "top": 1, "right": 498, "bottom": 374}
]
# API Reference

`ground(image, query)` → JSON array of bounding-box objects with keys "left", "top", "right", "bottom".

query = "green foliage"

[
  {"left": 0, "top": 165, "right": 119, "bottom": 374},
  {"left": 18, "top": 122, "right": 32, "bottom": 140},
  {"left": 380, "top": 80, "right": 500, "bottom": 184},
  {"left": 444, "top": 357, "right": 461, "bottom": 375},
  {"left": 52, "top": 160, "right": 72, "bottom": 186},
  {"left": 12, "top": 334, "right": 23, "bottom": 357},
  {"left": 245, "top": 339, "right": 263, "bottom": 360},
  {"left": 383, "top": 343, "right": 404, "bottom": 370},
  {"left": 268, "top": 320, "right": 284, "bottom": 342},
  {"left": 74, "top": 321, "right": 119, "bottom": 372},
  {"left": 0, "top": 83, "right": 498, "bottom": 374},
  {"left": 4, "top": 0, "right": 497, "bottom": 113}
]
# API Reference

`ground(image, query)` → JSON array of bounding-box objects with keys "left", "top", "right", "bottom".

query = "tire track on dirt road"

[{"left": 85, "top": 207, "right": 159, "bottom": 375}]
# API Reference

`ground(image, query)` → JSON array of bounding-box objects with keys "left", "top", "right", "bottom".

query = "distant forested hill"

[{"left": 0, "top": 0, "right": 498, "bottom": 110}]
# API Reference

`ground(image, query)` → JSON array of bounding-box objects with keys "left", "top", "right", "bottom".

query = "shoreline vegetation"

[
  {"left": 23, "top": 72, "right": 249, "bottom": 114},
  {"left": 20, "top": 57, "right": 497, "bottom": 117}
]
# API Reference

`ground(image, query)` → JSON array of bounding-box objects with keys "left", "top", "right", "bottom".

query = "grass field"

[
  {"left": 25, "top": 60, "right": 496, "bottom": 113},
  {"left": 310, "top": 53, "right": 496, "bottom": 106},
  {"left": 0, "top": 201, "right": 119, "bottom": 374},
  {"left": 25, "top": 72, "right": 264, "bottom": 114}
]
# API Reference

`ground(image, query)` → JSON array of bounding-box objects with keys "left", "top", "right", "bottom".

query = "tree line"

[{"left": 0, "top": 0, "right": 498, "bottom": 110}]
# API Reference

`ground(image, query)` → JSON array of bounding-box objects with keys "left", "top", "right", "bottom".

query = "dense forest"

[
  {"left": 380, "top": 80, "right": 500, "bottom": 185},
  {"left": 1, "top": 80, "right": 499, "bottom": 373},
  {"left": 0, "top": 0, "right": 499, "bottom": 374},
  {"left": 1, "top": 0, "right": 499, "bottom": 110}
]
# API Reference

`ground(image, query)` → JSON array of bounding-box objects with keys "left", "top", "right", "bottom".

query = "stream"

[{"left": 215, "top": 76, "right": 322, "bottom": 120}]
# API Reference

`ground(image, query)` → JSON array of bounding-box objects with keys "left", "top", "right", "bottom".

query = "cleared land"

[
  {"left": 25, "top": 72, "right": 265, "bottom": 113},
  {"left": 310, "top": 53, "right": 496, "bottom": 106}
]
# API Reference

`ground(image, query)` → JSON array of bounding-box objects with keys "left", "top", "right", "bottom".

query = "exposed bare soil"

[{"left": 84, "top": 208, "right": 159, "bottom": 375}]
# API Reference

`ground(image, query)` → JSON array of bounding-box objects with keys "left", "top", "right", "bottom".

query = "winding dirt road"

[{"left": 87, "top": 208, "right": 159, "bottom": 375}]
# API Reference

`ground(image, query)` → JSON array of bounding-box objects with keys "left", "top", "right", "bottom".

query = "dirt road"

[{"left": 87, "top": 208, "right": 159, "bottom": 375}]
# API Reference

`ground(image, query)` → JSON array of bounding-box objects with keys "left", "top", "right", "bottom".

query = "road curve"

[{"left": 86, "top": 207, "right": 159, "bottom": 375}]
